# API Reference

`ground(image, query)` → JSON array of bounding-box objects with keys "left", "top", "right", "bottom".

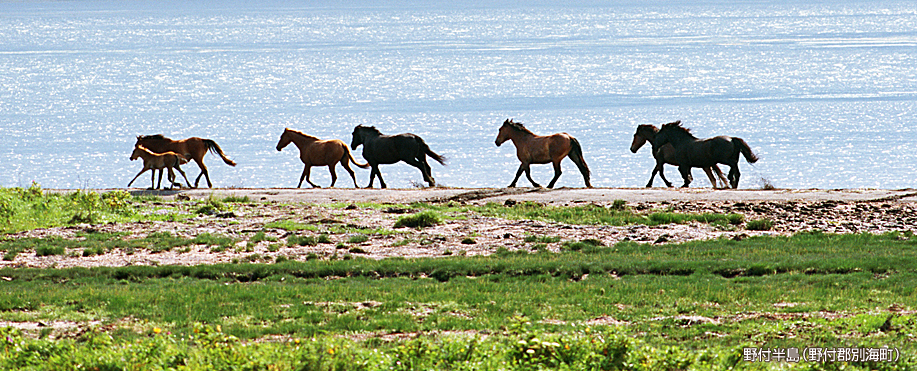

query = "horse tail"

[
  {"left": 202, "top": 139, "right": 237, "bottom": 167},
  {"left": 735, "top": 138, "right": 759, "bottom": 164},
  {"left": 420, "top": 139, "right": 447, "bottom": 165},
  {"left": 569, "top": 137, "right": 591, "bottom": 180},
  {"left": 344, "top": 145, "right": 370, "bottom": 169}
]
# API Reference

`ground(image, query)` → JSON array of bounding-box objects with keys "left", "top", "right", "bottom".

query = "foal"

[{"left": 128, "top": 145, "right": 191, "bottom": 190}]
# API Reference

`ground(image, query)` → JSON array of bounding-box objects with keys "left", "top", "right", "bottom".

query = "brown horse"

[
  {"left": 494, "top": 119, "right": 592, "bottom": 188},
  {"left": 653, "top": 121, "right": 759, "bottom": 188},
  {"left": 630, "top": 122, "right": 729, "bottom": 188},
  {"left": 128, "top": 145, "right": 191, "bottom": 190},
  {"left": 134, "top": 134, "right": 236, "bottom": 188},
  {"left": 276, "top": 128, "right": 370, "bottom": 188}
]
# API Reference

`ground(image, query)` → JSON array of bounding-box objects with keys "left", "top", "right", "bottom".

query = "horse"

[
  {"left": 134, "top": 134, "right": 236, "bottom": 188},
  {"left": 630, "top": 122, "right": 729, "bottom": 188},
  {"left": 128, "top": 145, "right": 191, "bottom": 190},
  {"left": 494, "top": 119, "right": 592, "bottom": 188},
  {"left": 653, "top": 121, "right": 759, "bottom": 189},
  {"left": 276, "top": 128, "right": 370, "bottom": 188},
  {"left": 350, "top": 125, "right": 446, "bottom": 188}
]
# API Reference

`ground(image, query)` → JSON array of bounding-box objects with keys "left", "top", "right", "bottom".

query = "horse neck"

[
  {"left": 133, "top": 149, "right": 158, "bottom": 162},
  {"left": 505, "top": 128, "right": 535, "bottom": 144},
  {"left": 290, "top": 132, "right": 318, "bottom": 149},
  {"left": 660, "top": 129, "right": 695, "bottom": 146},
  {"left": 356, "top": 129, "right": 380, "bottom": 142}
]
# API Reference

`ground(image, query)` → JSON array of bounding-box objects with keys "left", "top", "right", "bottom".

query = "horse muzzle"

[{"left": 494, "top": 140, "right": 502, "bottom": 147}]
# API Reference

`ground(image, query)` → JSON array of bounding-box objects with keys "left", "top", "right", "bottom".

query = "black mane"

[
  {"left": 659, "top": 120, "right": 696, "bottom": 139},
  {"left": 503, "top": 119, "right": 534, "bottom": 135},
  {"left": 355, "top": 125, "right": 383, "bottom": 136},
  {"left": 138, "top": 134, "right": 168, "bottom": 141}
]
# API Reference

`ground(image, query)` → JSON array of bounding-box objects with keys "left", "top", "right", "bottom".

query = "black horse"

[
  {"left": 653, "top": 121, "right": 758, "bottom": 188},
  {"left": 630, "top": 122, "right": 728, "bottom": 188},
  {"left": 350, "top": 125, "right": 446, "bottom": 188}
]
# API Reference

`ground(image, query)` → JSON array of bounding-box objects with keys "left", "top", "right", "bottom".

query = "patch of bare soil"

[{"left": 4, "top": 188, "right": 917, "bottom": 269}]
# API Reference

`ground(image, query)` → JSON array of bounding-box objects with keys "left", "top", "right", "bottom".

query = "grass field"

[{"left": 1, "top": 186, "right": 915, "bottom": 370}]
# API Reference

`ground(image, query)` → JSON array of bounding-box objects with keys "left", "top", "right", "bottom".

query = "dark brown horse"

[
  {"left": 630, "top": 122, "right": 728, "bottom": 188},
  {"left": 350, "top": 125, "right": 446, "bottom": 188},
  {"left": 134, "top": 135, "right": 236, "bottom": 188},
  {"left": 128, "top": 145, "right": 190, "bottom": 190},
  {"left": 653, "top": 121, "right": 759, "bottom": 188},
  {"left": 276, "top": 128, "right": 369, "bottom": 188},
  {"left": 495, "top": 119, "right": 592, "bottom": 188}
]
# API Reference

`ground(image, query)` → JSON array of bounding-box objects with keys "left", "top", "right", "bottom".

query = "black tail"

[
  {"left": 569, "top": 137, "right": 593, "bottom": 188},
  {"left": 202, "top": 139, "right": 237, "bottom": 167},
  {"left": 735, "top": 138, "right": 759, "bottom": 164},
  {"left": 420, "top": 139, "right": 446, "bottom": 165}
]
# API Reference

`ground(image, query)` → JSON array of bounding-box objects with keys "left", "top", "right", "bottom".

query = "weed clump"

[
  {"left": 393, "top": 211, "right": 442, "bottom": 229},
  {"left": 746, "top": 218, "right": 774, "bottom": 231}
]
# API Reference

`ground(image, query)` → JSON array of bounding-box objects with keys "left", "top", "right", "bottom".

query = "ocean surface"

[{"left": 2, "top": 0, "right": 916, "bottom": 190}]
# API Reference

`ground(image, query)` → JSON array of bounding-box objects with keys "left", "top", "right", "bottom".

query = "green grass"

[
  {"left": 2, "top": 232, "right": 917, "bottom": 368},
  {"left": 393, "top": 210, "right": 443, "bottom": 228},
  {"left": 0, "top": 186, "right": 200, "bottom": 234}
]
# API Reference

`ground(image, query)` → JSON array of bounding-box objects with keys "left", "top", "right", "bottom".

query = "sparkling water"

[{"left": 2, "top": 0, "right": 915, "bottom": 189}]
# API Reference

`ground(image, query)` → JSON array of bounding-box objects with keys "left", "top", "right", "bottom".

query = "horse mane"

[
  {"left": 356, "top": 125, "right": 383, "bottom": 135},
  {"left": 503, "top": 119, "right": 534, "bottom": 135},
  {"left": 137, "top": 134, "right": 170, "bottom": 141},
  {"left": 636, "top": 124, "right": 659, "bottom": 134},
  {"left": 660, "top": 120, "right": 696, "bottom": 139},
  {"left": 285, "top": 128, "right": 319, "bottom": 140}
]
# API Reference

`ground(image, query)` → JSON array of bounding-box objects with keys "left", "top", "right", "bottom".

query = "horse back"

[
  {"left": 362, "top": 133, "right": 424, "bottom": 164},
  {"left": 301, "top": 139, "right": 347, "bottom": 165}
]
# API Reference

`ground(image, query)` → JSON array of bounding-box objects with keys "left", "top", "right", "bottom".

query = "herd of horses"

[{"left": 128, "top": 119, "right": 759, "bottom": 190}]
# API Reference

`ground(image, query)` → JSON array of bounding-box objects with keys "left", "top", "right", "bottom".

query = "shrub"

[
  {"left": 746, "top": 218, "right": 774, "bottom": 231},
  {"left": 288, "top": 235, "right": 318, "bottom": 246},
  {"left": 394, "top": 211, "right": 442, "bottom": 229},
  {"left": 347, "top": 235, "right": 369, "bottom": 244}
]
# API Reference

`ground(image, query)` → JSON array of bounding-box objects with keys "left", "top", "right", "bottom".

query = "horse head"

[
  {"left": 351, "top": 125, "right": 380, "bottom": 149},
  {"left": 630, "top": 124, "right": 659, "bottom": 153},
  {"left": 495, "top": 119, "right": 525, "bottom": 146},
  {"left": 276, "top": 128, "right": 293, "bottom": 151},
  {"left": 130, "top": 145, "right": 147, "bottom": 161}
]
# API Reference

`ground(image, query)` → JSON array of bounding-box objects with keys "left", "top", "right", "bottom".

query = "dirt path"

[{"left": 110, "top": 186, "right": 917, "bottom": 205}]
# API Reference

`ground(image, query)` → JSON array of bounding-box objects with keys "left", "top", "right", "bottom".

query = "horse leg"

[
  {"left": 174, "top": 164, "right": 191, "bottom": 188},
  {"left": 702, "top": 167, "right": 719, "bottom": 189},
  {"left": 546, "top": 162, "right": 562, "bottom": 189},
  {"left": 298, "top": 166, "right": 318, "bottom": 188},
  {"left": 728, "top": 165, "right": 740, "bottom": 189},
  {"left": 153, "top": 168, "right": 162, "bottom": 190},
  {"left": 376, "top": 167, "right": 387, "bottom": 189},
  {"left": 166, "top": 167, "right": 175, "bottom": 190},
  {"left": 419, "top": 156, "right": 435, "bottom": 186},
  {"left": 508, "top": 164, "right": 525, "bottom": 188},
  {"left": 366, "top": 165, "right": 378, "bottom": 188},
  {"left": 713, "top": 165, "right": 729, "bottom": 189},
  {"left": 404, "top": 157, "right": 434, "bottom": 187},
  {"left": 341, "top": 159, "right": 359, "bottom": 188},
  {"left": 678, "top": 165, "right": 693, "bottom": 188},
  {"left": 328, "top": 164, "right": 338, "bottom": 188},
  {"left": 192, "top": 158, "right": 211, "bottom": 188},
  {"left": 524, "top": 164, "right": 541, "bottom": 188},
  {"left": 655, "top": 160, "right": 673, "bottom": 188},
  {"left": 128, "top": 168, "right": 149, "bottom": 188}
]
